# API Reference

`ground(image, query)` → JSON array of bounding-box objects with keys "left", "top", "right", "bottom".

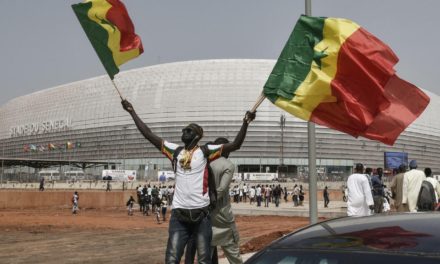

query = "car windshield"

[{"left": 249, "top": 250, "right": 440, "bottom": 264}]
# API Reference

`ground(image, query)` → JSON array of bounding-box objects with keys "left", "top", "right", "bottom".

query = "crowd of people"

[
  {"left": 229, "top": 183, "right": 307, "bottom": 208},
  {"left": 346, "top": 160, "right": 440, "bottom": 217},
  {"left": 133, "top": 184, "right": 174, "bottom": 222}
]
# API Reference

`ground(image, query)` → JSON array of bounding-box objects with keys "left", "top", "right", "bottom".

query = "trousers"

[{"left": 165, "top": 210, "right": 212, "bottom": 264}]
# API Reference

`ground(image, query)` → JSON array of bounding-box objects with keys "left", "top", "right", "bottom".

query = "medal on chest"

[{"left": 179, "top": 146, "right": 198, "bottom": 171}]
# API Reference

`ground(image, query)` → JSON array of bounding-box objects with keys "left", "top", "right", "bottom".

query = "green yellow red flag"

[
  {"left": 72, "top": 0, "right": 143, "bottom": 79},
  {"left": 264, "top": 15, "right": 430, "bottom": 145}
]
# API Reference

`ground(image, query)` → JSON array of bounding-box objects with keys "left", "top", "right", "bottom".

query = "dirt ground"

[{"left": 0, "top": 208, "right": 310, "bottom": 264}]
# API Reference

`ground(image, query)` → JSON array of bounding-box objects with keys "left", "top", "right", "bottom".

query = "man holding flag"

[{"left": 121, "top": 99, "right": 255, "bottom": 263}]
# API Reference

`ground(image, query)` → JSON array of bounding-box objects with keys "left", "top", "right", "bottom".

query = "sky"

[{"left": 1, "top": 0, "right": 439, "bottom": 106}]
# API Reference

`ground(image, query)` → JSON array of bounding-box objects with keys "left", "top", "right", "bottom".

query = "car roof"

[{"left": 271, "top": 212, "right": 440, "bottom": 255}]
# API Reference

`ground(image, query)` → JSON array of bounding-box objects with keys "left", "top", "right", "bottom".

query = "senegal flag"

[
  {"left": 264, "top": 15, "right": 430, "bottom": 145},
  {"left": 72, "top": 0, "right": 143, "bottom": 79}
]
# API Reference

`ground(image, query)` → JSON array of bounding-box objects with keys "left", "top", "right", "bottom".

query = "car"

[{"left": 245, "top": 212, "right": 440, "bottom": 264}]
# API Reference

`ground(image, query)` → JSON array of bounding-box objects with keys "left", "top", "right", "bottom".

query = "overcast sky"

[{"left": 1, "top": 0, "right": 439, "bottom": 106}]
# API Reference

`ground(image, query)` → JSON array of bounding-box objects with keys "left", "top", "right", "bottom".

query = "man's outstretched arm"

[
  {"left": 121, "top": 99, "right": 163, "bottom": 151},
  {"left": 222, "top": 111, "right": 256, "bottom": 154}
]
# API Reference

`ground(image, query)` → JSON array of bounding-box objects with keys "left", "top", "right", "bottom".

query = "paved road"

[{"left": 231, "top": 199, "right": 348, "bottom": 218}]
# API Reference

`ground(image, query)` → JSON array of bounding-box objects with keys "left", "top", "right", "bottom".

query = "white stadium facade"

[{"left": 1, "top": 59, "right": 439, "bottom": 181}]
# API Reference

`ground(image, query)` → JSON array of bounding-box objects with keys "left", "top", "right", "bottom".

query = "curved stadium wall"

[{"left": 1, "top": 59, "right": 439, "bottom": 179}]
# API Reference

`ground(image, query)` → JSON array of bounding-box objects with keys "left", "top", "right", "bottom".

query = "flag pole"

[
  {"left": 111, "top": 79, "right": 125, "bottom": 100},
  {"left": 305, "top": 0, "right": 318, "bottom": 225},
  {"left": 250, "top": 92, "right": 266, "bottom": 112}
]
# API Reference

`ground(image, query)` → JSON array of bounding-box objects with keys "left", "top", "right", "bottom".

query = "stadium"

[{"left": 0, "top": 59, "right": 439, "bottom": 181}]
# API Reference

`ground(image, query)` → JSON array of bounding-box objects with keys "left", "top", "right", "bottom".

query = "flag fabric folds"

[
  {"left": 263, "top": 15, "right": 430, "bottom": 145},
  {"left": 72, "top": 0, "right": 143, "bottom": 79},
  {"left": 48, "top": 143, "right": 57, "bottom": 150}
]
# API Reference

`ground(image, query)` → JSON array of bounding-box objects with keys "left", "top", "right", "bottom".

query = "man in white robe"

[
  {"left": 347, "top": 163, "right": 374, "bottom": 217},
  {"left": 402, "top": 160, "right": 426, "bottom": 212}
]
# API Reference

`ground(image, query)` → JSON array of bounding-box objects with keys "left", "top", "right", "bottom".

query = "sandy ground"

[{"left": 0, "top": 208, "right": 310, "bottom": 264}]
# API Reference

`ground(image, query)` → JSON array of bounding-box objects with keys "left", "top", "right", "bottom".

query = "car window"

[{"left": 248, "top": 250, "right": 440, "bottom": 264}]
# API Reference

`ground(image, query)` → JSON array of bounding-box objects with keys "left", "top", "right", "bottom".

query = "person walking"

[
  {"left": 402, "top": 160, "right": 426, "bottom": 212},
  {"left": 72, "top": 191, "right": 79, "bottom": 214},
  {"left": 249, "top": 186, "right": 255, "bottom": 205},
  {"left": 39, "top": 177, "right": 45, "bottom": 191},
  {"left": 264, "top": 185, "right": 271, "bottom": 207},
  {"left": 371, "top": 168, "right": 385, "bottom": 213},
  {"left": 298, "top": 185, "right": 305, "bottom": 206},
  {"left": 122, "top": 99, "right": 255, "bottom": 264},
  {"left": 273, "top": 185, "right": 282, "bottom": 207},
  {"left": 346, "top": 164, "right": 374, "bottom": 217},
  {"left": 106, "top": 179, "right": 111, "bottom": 192},
  {"left": 256, "top": 185, "right": 262, "bottom": 207},
  {"left": 292, "top": 184, "right": 299, "bottom": 207},
  {"left": 424, "top": 167, "right": 440, "bottom": 204},
  {"left": 390, "top": 164, "right": 408, "bottom": 212},
  {"left": 242, "top": 184, "right": 248, "bottom": 203},
  {"left": 161, "top": 196, "right": 169, "bottom": 222},
  {"left": 126, "top": 195, "right": 136, "bottom": 216},
  {"left": 323, "top": 186, "right": 330, "bottom": 208}
]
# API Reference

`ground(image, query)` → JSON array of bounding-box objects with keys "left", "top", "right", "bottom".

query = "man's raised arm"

[
  {"left": 121, "top": 99, "right": 163, "bottom": 150},
  {"left": 222, "top": 111, "right": 256, "bottom": 154}
]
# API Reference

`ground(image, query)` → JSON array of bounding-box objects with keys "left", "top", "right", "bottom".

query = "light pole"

[{"left": 305, "top": 0, "right": 318, "bottom": 225}]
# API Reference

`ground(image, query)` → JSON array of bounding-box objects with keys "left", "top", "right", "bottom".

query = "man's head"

[
  {"left": 214, "top": 137, "right": 230, "bottom": 158},
  {"left": 398, "top": 163, "right": 407, "bottom": 173},
  {"left": 181, "top": 123, "right": 203, "bottom": 147},
  {"left": 365, "top": 167, "right": 372, "bottom": 175},
  {"left": 409, "top": 160, "right": 417, "bottom": 169},
  {"left": 355, "top": 163, "right": 364, "bottom": 173},
  {"left": 425, "top": 167, "right": 432, "bottom": 177},
  {"left": 376, "top": 167, "right": 383, "bottom": 177}
]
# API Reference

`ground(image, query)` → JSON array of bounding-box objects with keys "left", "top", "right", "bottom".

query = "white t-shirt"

[
  {"left": 256, "top": 187, "right": 262, "bottom": 196},
  {"left": 162, "top": 141, "right": 222, "bottom": 209},
  {"left": 249, "top": 188, "right": 256, "bottom": 198},
  {"left": 73, "top": 194, "right": 79, "bottom": 204}
]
